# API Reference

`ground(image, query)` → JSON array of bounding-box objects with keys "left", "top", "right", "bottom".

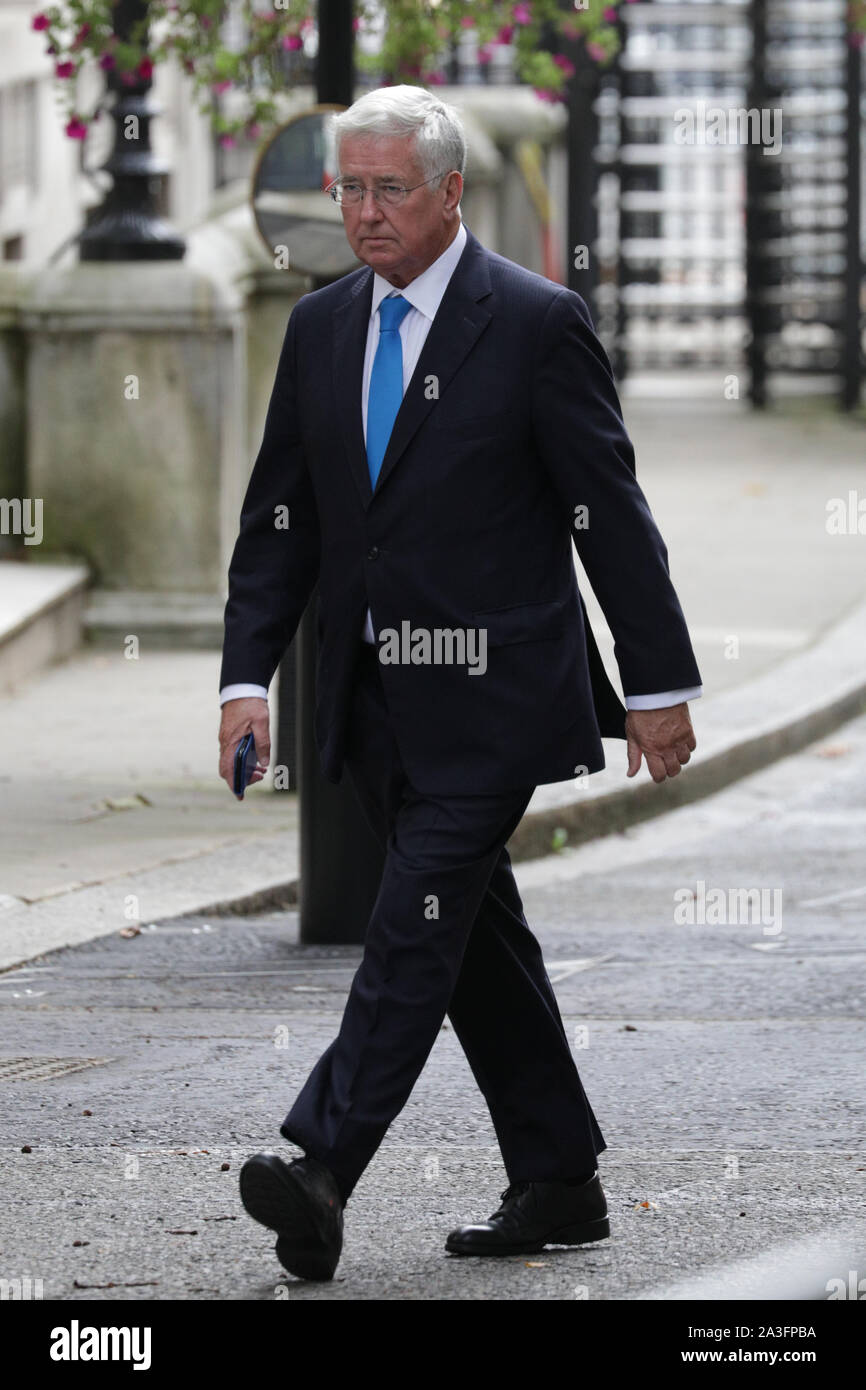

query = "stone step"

[
  {"left": 84, "top": 590, "right": 225, "bottom": 649},
  {"left": 0, "top": 561, "right": 89, "bottom": 692}
]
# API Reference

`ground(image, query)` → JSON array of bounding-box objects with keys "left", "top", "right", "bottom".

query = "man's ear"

[{"left": 443, "top": 171, "right": 463, "bottom": 211}]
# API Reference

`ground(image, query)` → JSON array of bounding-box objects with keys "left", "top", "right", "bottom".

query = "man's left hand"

[{"left": 625, "top": 703, "right": 696, "bottom": 783}]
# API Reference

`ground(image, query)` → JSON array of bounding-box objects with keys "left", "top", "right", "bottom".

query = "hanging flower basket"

[{"left": 31, "top": 0, "right": 627, "bottom": 146}]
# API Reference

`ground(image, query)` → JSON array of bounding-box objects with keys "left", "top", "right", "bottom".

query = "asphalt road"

[{"left": 2, "top": 714, "right": 865, "bottom": 1301}]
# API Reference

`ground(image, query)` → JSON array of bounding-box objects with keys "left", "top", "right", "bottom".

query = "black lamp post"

[
  {"left": 842, "top": 35, "right": 862, "bottom": 411},
  {"left": 79, "top": 0, "right": 185, "bottom": 261},
  {"left": 565, "top": 40, "right": 601, "bottom": 324}
]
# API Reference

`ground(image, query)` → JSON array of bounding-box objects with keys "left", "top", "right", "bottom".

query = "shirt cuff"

[
  {"left": 624, "top": 686, "right": 703, "bottom": 710},
  {"left": 219, "top": 683, "right": 269, "bottom": 705}
]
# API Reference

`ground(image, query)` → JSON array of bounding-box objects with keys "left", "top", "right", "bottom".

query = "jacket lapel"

[
  {"left": 332, "top": 269, "right": 375, "bottom": 509},
  {"left": 331, "top": 223, "right": 493, "bottom": 510}
]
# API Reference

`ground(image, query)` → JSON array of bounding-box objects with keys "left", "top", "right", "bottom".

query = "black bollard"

[{"left": 294, "top": 595, "right": 385, "bottom": 944}]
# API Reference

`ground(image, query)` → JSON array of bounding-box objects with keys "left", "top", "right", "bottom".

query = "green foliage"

[
  {"left": 33, "top": 0, "right": 698, "bottom": 147},
  {"left": 33, "top": 0, "right": 866, "bottom": 148}
]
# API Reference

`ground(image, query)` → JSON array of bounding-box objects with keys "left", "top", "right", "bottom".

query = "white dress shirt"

[{"left": 220, "top": 217, "right": 701, "bottom": 712}]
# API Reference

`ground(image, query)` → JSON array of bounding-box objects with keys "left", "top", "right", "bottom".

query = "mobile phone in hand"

[{"left": 233, "top": 732, "right": 257, "bottom": 799}]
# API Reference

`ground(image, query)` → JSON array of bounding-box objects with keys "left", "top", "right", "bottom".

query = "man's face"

[{"left": 336, "top": 133, "right": 463, "bottom": 288}]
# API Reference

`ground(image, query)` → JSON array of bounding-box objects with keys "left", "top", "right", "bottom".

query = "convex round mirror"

[{"left": 250, "top": 104, "right": 361, "bottom": 278}]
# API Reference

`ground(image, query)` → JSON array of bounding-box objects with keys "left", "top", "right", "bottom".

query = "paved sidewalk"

[
  {"left": 1, "top": 396, "right": 865, "bottom": 968},
  {"left": 2, "top": 711, "right": 864, "bottom": 1299}
]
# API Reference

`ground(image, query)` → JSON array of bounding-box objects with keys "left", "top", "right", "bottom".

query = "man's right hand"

[{"left": 219, "top": 698, "right": 271, "bottom": 794}]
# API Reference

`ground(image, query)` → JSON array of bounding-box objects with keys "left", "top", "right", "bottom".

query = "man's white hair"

[{"left": 331, "top": 85, "right": 467, "bottom": 185}]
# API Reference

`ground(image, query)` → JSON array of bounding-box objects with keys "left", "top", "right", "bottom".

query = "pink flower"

[
  {"left": 137, "top": 56, "right": 153, "bottom": 80},
  {"left": 73, "top": 22, "right": 91, "bottom": 46},
  {"left": 120, "top": 70, "right": 138, "bottom": 86},
  {"left": 425, "top": 70, "right": 446, "bottom": 85},
  {"left": 603, "top": 5, "right": 618, "bottom": 20},
  {"left": 478, "top": 45, "right": 492, "bottom": 64},
  {"left": 99, "top": 53, "right": 115, "bottom": 70},
  {"left": 55, "top": 60, "right": 75, "bottom": 78},
  {"left": 213, "top": 79, "right": 232, "bottom": 93},
  {"left": 587, "top": 41, "right": 606, "bottom": 61},
  {"left": 553, "top": 53, "right": 575, "bottom": 76},
  {"left": 282, "top": 34, "right": 303, "bottom": 50},
  {"left": 513, "top": 3, "right": 532, "bottom": 23},
  {"left": 65, "top": 116, "right": 88, "bottom": 139},
  {"left": 352, "top": 16, "right": 361, "bottom": 31},
  {"left": 460, "top": 16, "right": 475, "bottom": 28},
  {"left": 218, "top": 133, "right": 236, "bottom": 148},
  {"left": 496, "top": 25, "right": 514, "bottom": 44},
  {"left": 533, "top": 87, "right": 557, "bottom": 103},
  {"left": 246, "top": 122, "right": 261, "bottom": 138},
  {"left": 32, "top": 13, "right": 50, "bottom": 31}
]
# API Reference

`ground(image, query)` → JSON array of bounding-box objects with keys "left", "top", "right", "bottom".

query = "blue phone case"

[{"left": 233, "top": 732, "right": 257, "bottom": 797}]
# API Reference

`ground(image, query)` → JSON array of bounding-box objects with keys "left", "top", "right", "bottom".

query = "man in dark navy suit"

[{"left": 218, "top": 86, "right": 701, "bottom": 1281}]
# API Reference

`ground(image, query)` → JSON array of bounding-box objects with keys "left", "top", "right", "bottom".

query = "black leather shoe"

[
  {"left": 445, "top": 1172, "right": 609, "bottom": 1256},
  {"left": 239, "top": 1152, "right": 343, "bottom": 1281}
]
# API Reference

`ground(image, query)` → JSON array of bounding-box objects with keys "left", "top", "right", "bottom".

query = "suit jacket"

[{"left": 220, "top": 223, "right": 701, "bottom": 794}]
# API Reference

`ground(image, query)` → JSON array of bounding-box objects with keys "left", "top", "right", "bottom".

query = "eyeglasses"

[{"left": 324, "top": 171, "right": 452, "bottom": 207}]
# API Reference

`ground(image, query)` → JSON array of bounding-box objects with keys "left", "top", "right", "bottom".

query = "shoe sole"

[
  {"left": 445, "top": 1214, "right": 610, "bottom": 1256},
  {"left": 239, "top": 1156, "right": 339, "bottom": 1281}
]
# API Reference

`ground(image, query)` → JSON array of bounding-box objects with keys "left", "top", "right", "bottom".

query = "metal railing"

[{"left": 593, "top": 0, "right": 862, "bottom": 405}]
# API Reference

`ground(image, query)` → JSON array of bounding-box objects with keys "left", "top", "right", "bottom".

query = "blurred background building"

[
  {"left": 2, "top": 0, "right": 863, "bottom": 402},
  {"left": 0, "top": 0, "right": 863, "bottom": 643}
]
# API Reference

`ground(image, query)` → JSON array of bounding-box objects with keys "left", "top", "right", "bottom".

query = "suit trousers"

[{"left": 280, "top": 640, "right": 606, "bottom": 1202}]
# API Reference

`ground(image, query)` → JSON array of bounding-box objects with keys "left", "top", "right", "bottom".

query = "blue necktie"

[{"left": 366, "top": 294, "right": 412, "bottom": 490}]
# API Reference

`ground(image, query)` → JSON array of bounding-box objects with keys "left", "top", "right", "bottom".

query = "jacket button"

[{"left": 367, "top": 546, "right": 379, "bottom": 560}]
